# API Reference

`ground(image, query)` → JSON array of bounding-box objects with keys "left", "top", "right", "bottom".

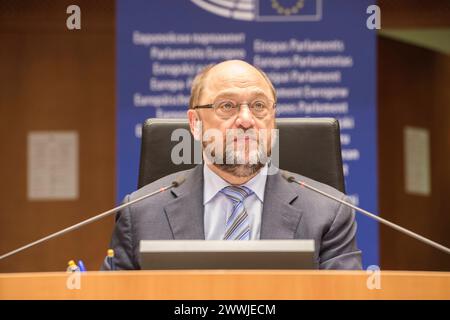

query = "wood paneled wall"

[
  {"left": 0, "top": 0, "right": 116, "bottom": 272},
  {"left": 378, "top": 37, "right": 450, "bottom": 270},
  {"left": 379, "top": 0, "right": 450, "bottom": 28}
]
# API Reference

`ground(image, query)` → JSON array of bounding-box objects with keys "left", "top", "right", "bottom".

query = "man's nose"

[{"left": 235, "top": 104, "right": 255, "bottom": 129}]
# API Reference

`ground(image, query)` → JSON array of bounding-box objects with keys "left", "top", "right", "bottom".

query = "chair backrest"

[{"left": 138, "top": 118, "right": 345, "bottom": 193}]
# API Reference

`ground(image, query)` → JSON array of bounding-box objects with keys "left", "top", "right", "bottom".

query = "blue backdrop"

[{"left": 116, "top": 0, "right": 378, "bottom": 268}]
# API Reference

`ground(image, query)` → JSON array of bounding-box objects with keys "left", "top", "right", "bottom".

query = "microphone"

[
  {"left": 0, "top": 176, "right": 186, "bottom": 261},
  {"left": 282, "top": 172, "right": 450, "bottom": 255}
]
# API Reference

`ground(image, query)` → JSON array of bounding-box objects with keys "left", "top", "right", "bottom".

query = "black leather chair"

[{"left": 138, "top": 118, "right": 345, "bottom": 193}]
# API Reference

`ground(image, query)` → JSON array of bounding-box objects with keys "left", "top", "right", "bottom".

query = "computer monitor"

[{"left": 139, "top": 240, "right": 315, "bottom": 270}]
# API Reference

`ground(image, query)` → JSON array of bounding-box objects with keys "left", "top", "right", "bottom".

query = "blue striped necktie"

[{"left": 220, "top": 185, "right": 254, "bottom": 240}]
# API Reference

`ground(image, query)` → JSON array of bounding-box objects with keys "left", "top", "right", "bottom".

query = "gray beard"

[
  {"left": 202, "top": 140, "right": 270, "bottom": 178},
  {"left": 215, "top": 162, "right": 265, "bottom": 177}
]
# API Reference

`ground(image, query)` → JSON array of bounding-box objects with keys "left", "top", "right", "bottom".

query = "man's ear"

[{"left": 187, "top": 109, "right": 202, "bottom": 141}]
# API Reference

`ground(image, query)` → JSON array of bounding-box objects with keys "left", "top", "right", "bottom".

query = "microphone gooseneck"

[
  {"left": 0, "top": 177, "right": 186, "bottom": 261},
  {"left": 282, "top": 172, "right": 450, "bottom": 255}
]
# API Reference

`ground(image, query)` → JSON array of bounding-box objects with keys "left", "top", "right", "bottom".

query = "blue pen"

[{"left": 77, "top": 260, "right": 86, "bottom": 272}]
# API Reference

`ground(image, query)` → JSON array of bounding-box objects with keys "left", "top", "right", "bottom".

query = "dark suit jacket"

[{"left": 102, "top": 165, "right": 362, "bottom": 270}]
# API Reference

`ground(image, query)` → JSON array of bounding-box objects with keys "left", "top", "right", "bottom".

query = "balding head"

[{"left": 189, "top": 60, "right": 276, "bottom": 109}]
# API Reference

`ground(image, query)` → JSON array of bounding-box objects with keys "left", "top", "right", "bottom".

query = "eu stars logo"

[{"left": 190, "top": 0, "right": 322, "bottom": 22}]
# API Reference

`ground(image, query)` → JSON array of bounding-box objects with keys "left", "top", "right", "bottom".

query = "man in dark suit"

[{"left": 103, "top": 60, "right": 362, "bottom": 270}]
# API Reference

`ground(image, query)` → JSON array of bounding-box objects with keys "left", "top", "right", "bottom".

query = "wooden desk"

[{"left": 0, "top": 270, "right": 449, "bottom": 299}]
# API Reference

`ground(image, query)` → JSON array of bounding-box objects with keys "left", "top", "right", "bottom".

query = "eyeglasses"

[{"left": 193, "top": 99, "right": 276, "bottom": 119}]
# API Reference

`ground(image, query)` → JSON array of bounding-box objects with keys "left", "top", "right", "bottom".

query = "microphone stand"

[{"left": 282, "top": 172, "right": 450, "bottom": 255}]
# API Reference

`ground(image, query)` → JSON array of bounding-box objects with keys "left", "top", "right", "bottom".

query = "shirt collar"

[{"left": 203, "top": 163, "right": 268, "bottom": 205}]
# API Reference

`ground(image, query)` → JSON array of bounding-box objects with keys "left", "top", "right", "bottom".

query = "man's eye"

[
  {"left": 253, "top": 101, "right": 266, "bottom": 110},
  {"left": 220, "top": 102, "right": 235, "bottom": 110}
]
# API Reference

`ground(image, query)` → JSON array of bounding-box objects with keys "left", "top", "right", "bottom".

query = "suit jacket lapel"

[
  {"left": 163, "top": 165, "right": 303, "bottom": 240},
  {"left": 164, "top": 165, "right": 205, "bottom": 239},
  {"left": 260, "top": 169, "right": 304, "bottom": 239}
]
